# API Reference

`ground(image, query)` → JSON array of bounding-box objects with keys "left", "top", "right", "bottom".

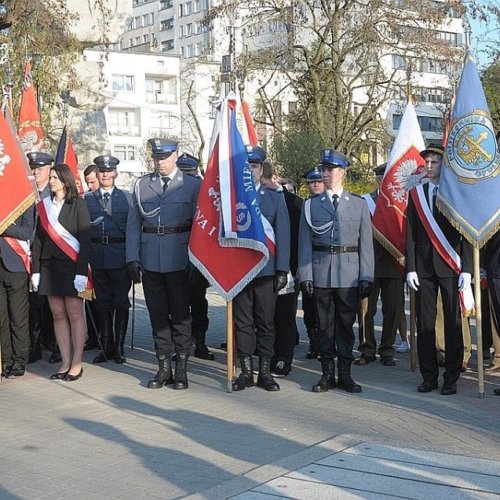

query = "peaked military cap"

[
  {"left": 373, "top": 163, "right": 387, "bottom": 176},
  {"left": 27, "top": 151, "right": 54, "bottom": 168},
  {"left": 420, "top": 143, "right": 444, "bottom": 158},
  {"left": 176, "top": 153, "right": 199, "bottom": 171},
  {"left": 319, "top": 148, "right": 350, "bottom": 168},
  {"left": 303, "top": 166, "right": 323, "bottom": 182},
  {"left": 245, "top": 145, "right": 266, "bottom": 163},
  {"left": 148, "top": 138, "right": 179, "bottom": 158},
  {"left": 94, "top": 155, "right": 120, "bottom": 171}
]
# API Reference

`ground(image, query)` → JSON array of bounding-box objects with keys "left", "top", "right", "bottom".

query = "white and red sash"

[
  {"left": 411, "top": 184, "right": 474, "bottom": 316},
  {"left": 3, "top": 237, "right": 31, "bottom": 273},
  {"left": 37, "top": 198, "right": 93, "bottom": 296}
]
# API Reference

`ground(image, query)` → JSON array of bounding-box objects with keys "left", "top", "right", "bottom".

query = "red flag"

[
  {"left": 0, "top": 108, "right": 36, "bottom": 234},
  {"left": 18, "top": 60, "right": 44, "bottom": 153},
  {"left": 56, "top": 125, "right": 83, "bottom": 195},
  {"left": 241, "top": 101, "right": 259, "bottom": 146},
  {"left": 372, "top": 102, "right": 426, "bottom": 266}
]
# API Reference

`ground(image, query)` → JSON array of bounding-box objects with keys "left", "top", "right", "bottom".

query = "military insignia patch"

[{"left": 445, "top": 110, "right": 499, "bottom": 183}]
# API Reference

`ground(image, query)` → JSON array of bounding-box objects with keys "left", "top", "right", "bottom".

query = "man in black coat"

[{"left": 406, "top": 145, "right": 473, "bottom": 395}]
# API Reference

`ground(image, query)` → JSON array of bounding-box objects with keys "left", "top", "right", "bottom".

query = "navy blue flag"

[{"left": 437, "top": 53, "right": 500, "bottom": 247}]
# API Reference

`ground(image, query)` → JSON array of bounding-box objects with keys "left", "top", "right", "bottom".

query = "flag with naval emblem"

[
  {"left": 56, "top": 125, "right": 83, "bottom": 195},
  {"left": 372, "top": 102, "right": 426, "bottom": 266},
  {"left": 437, "top": 53, "right": 500, "bottom": 247},
  {"left": 189, "top": 92, "right": 270, "bottom": 301},
  {"left": 18, "top": 60, "right": 45, "bottom": 153}
]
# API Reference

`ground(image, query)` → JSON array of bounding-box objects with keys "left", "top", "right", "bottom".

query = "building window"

[
  {"left": 160, "top": 0, "right": 173, "bottom": 9},
  {"left": 185, "top": 23, "right": 192, "bottom": 36},
  {"left": 393, "top": 114, "right": 442, "bottom": 132},
  {"left": 114, "top": 145, "right": 137, "bottom": 162},
  {"left": 112, "top": 75, "right": 135, "bottom": 92},
  {"left": 185, "top": 1, "right": 192, "bottom": 15},
  {"left": 145, "top": 77, "right": 178, "bottom": 104},
  {"left": 178, "top": 3, "right": 183, "bottom": 17},
  {"left": 209, "top": 96, "right": 217, "bottom": 119},
  {"left": 288, "top": 101, "right": 297, "bottom": 113},
  {"left": 392, "top": 55, "right": 406, "bottom": 70},
  {"left": 185, "top": 44, "right": 195, "bottom": 58},
  {"left": 161, "top": 39, "right": 175, "bottom": 51},
  {"left": 150, "top": 111, "right": 176, "bottom": 135},
  {"left": 108, "top": 109, "right": 140, "bottom": 136},
  {"left": 143, "top": 34, "right": 150, "bottom": 44},
  {"left": 143, "top": 14, "right": 150, "bottom": 26},
  {"left": 135, "top": 36, "right": 141, "bottom": 45},
  {"left": 161, "top": 18, "right": 174, "bottom": 31},
  {"left": 194, "top": 0, "right": 201, "bottom": 13},
  {"left": 134, "top": 16, "right": 141, "bottom": 29},
  {"left": 179, "top": 25, "right": 184, "bottom": 38}
]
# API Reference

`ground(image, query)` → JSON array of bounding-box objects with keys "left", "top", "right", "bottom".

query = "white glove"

[
  {"left": 406, "top": 272, "right": 420, "bottom": 291},
  {"left": 31, "top": 273, "right": 41, "bottom": 292},
  {"left": 480, "top": 268, "right": 487, "bottom": 280},
  {"left": 73, "top": 274, "right": 88, "bottom": 293},
  {"left": 458, "top": 272, "right": 471, "bottom": 292}
]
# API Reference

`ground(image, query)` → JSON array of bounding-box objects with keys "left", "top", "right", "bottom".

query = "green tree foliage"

[{"left": 482, "top": 58, "right": 500, "bottom": 136}]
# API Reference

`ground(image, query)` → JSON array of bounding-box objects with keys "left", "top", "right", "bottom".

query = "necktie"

[
  {"left": 162, "top": 177, "right": 170, "bottom": 192},
  {"left": 332, "top": 194, "right": 339, "bottom": 210},
  {"left": 103, "top": 192, "right": 110, "bottom": 206}
]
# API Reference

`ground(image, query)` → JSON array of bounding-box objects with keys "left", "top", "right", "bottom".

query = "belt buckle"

[
  {"left": 330, "top": 244, "right": 338, "bottom": 254},
  {"left": 156, "top": 226, "right": 165, "bottom": 235},
  {"left": 100, "top": 235, "right": 109, "bottom": 245}
]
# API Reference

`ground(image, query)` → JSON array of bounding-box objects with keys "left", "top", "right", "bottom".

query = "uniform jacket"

[
  {"left": 0, "top": 204, "right": 35, "bottom": 273},
  {"left": 298, "top": 190, "right": 374, "bottom": 288},
  {"left": 368, "top": 190, "right": 403, "bottom": 280},
  {"left": 254, "top": 186, "right": 291, "bottom": 278},
  {"left": 32, "top": 197, "right": 91, "bottom": 277},
  {"left": 126, "top": 170, "right": 200, "bottom": 273},
  {"left": 85, "top": 188, "right": 131, "bottom": 269},
  {"left": 283, "top": 188, "right": 302, "bottom": 277},
  {"left": 406, "top": 182, "right": 473, "bottom": 278}
]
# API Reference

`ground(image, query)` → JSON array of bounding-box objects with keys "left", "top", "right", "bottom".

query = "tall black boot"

[
  {"left": 93, "top": 311, "right": 113, "bottom": 363},
  {"left": 193, "top": 330, "right": 215, "bottom": 360},
  {"left": 306, "top": 328, "right": 318, "bottom": 359},
  {"left": 27, "top": 307, "right": 43, "bottom": 364},
  {"left": 174, "top": 352, "right": 189, "bottom": 390},
  {"left": 232, "top": 356, "right": 255, "bottom": 391},
  {"left": 256, "top": 356, "right": 280, "bottom": 391},
  {"left": 337, "top": 358, "right": 362, "bottom": 393},
  {"left": 114, "top": 309, "right": 129, "bottom": 364},
  {"left": 312, "top": 358, "right": 336, "bottom": 392},
  {"left": 148, "top": 354, "right": 174, "bottom": 389}
]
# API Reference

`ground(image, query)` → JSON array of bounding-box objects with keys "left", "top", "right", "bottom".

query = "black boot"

[
  {"left": 93, "top": 311, "right": 114, "bottom": 363},
  {"left": 337, "top": 359, "right": 362, "bottom": 393},
  {"left": 174, "top": 352, "right": 189, "bottom": 390},
  {"left": 27, "top": 307, "right": 43, "bottom": 363},
  {"left": 232, "top": 356, "right": 255, "bottom": 391},
  {"left": 306, "top": 329, "right": 318, "bottom": 359},
  {"left": 114, "top": 309, "right": 129, "bottom": 364},
  {"left": 193, "top": 330, "right": 215, "bottom": 360},
  {"left": 148, "top": 354, "right": 174, "bottom": 389},
  {"left": 256, "top": 356, "right": 280, "bottom": 391},
  {"left": 312, "top": 359, "right": 336, "bottom": 392}
]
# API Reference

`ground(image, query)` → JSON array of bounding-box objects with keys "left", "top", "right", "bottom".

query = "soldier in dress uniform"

[
  {"left": 302, "top": 166, "right": 324, "bottom": 359},
  {"left": 176, "top": 152, "right": 214, "bottom": 361},
  {"left": 85, "top": 155, "right": 132, "bottom": 364},
  {"left": 298, "top": 148, "right": 374, "bottom": 393},
  {"left": 26, "top": 152, "right": 61, "bottom": 365},
  {"left": 126, "top": 138, "right": 200, "bottom": 390},
  {"left": 231, "top": 145, "right": 290, "bottom": 392},
  {"left": 355, "top": 163, "right": 405, "bottom": 367}
]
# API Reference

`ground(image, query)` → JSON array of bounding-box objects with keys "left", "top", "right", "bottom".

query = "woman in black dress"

[{"left": 31, "top": 164, "right": 91, "bottom": 381}]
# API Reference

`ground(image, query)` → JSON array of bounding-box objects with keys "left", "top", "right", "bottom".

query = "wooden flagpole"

[
  {"left": 226, "top": 300, "right": 234, "bottom": 393},
  {"left": 473, "top": 248, "right": 485, "bottom": 398}
]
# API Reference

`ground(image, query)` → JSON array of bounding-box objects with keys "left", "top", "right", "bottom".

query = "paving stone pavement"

[{"left": 1, "top": 286, "right": 499, "bottom": 499}]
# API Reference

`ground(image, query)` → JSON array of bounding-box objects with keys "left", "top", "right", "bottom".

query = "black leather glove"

[
  {"left": 273, "top": 271, "right": 288, "bottom": 293},
  {"left": 127, "top": 261, "right": 143, "bottom": 284},
  {"left": 358, "top": 280, "right": 373, "bottom": 299},
  {"left": 300, "top": 280, "right": 314, "bottom": 298}
]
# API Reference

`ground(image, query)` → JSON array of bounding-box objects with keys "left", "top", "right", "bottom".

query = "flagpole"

[
  {"left": 474, "top": 248, "right": 485, "bottom": 398},
  {"left": 409, "top": 289, "right": 417, "bottom": 371},
  {"left": 226, "top": 300, "right": 234, "bottom": 393}
]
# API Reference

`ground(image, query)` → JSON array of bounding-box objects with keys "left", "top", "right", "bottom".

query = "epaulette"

[{"left": 349, "top": 193, "right": 363, "bottom": 199}]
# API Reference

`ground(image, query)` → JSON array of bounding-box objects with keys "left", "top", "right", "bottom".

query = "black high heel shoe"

[
  {"left": 50, "top": 371, "right": 69, "bottom": 380},
  {"left": 64, "top": 368, "right": 83, "bottom": 382}
]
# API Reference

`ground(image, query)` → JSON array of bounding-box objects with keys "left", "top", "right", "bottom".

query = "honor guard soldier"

[
  {"left": 26, "top": 152, "right": 61, "bottom": 365},
  {"left": 406, "top": 144, "right": 472, "bottom": 395},
  {"left": 298, "top": 148, "right": 374, "bottom": 393},
  {"left": 126, "top": 138, "right": 201, "bottom": 390},
  {"left": 356, "top": 163, "right": 405, "bottom": 367},
  {"left": 85, "top": 155, "right": 132, "bottom": 364},
  {"left": 232, "top": 145, "right": 290, "bottom": 392},
  {"left": 176, "top": 152, "right": 215, "bottom": 360}
]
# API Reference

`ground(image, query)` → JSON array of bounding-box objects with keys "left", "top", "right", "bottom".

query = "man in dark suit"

[
  {"left": 356, "top": 163, "right": 405, "bottom": 367},
  {"left": 231, "top": 145, "right": 290, "bottom": 392},
  {"left": 127, "top": 138, "right": 200, "bottom": 390},
  {"left": 406, "top": 145, "right": 473, "bottom": 395},
  {"left": 0, "top": 204, "right": 35, "bottom": 377},
  {"left": 85, "top": 155, "right": 132, "bottom": 365},
  {"left": 298, "top": 148, "right": 374, "bottom": 394}
]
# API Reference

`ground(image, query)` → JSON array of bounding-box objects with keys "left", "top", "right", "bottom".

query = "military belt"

[
  {"left": 312, "top": 244, "right": 358, "bottom": 254},
  {"left": 91, "top": 236, "right": 126, "bottom": 245},
  {"left": 142, "top": 224, "right": 192, "bottom": 235}
]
